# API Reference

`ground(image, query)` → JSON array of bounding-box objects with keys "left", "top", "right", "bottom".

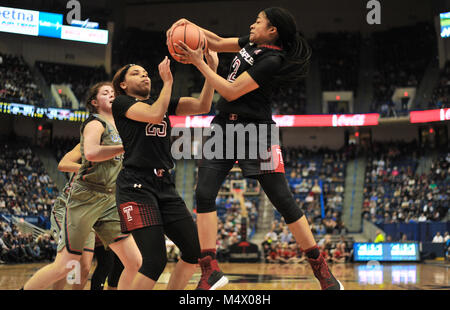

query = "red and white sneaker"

[
  {"left": 308, "top": 255, "right": 344, "bottom": 290},
  {"left": 196, "top": 256, "right": 229, "bottom": 290}
]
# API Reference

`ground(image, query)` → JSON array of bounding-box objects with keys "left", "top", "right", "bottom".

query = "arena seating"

[
  {"left": 429, "top": 60, "right": 450, "bottom": 110},
  {"left": 35, "top": 61, "right": 109, "bottom": 108},
  {"left": 51, "top": 136, "right": 79, "bottom": 164},
  {"left": 362, "top": 142, "right": 449, "bottom": 226},
  {"left": 0, "top": 219, "right": 56, "bottom": 264},
  {"left": 0, "top": 137, "right": 59, "bottom": 219},
  {"left": 0, "top": 137, "right": 59, "bottom": 264},
  {"left": 0, "top": 53, "right": 44, "bottom": 107},
  {"left": 370, "top": 22, "right": 436, "bottom": 116},
  {"left": 281, "top": 147, "right": 350, "bottom": 236}
]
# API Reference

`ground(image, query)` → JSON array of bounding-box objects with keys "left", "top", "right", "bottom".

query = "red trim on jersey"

[
  {"left": 65, "top": 172, "right": 78, "bottom": 194},
  {"left": 258, "top": 44, "right": 283, "bottom": 51}
]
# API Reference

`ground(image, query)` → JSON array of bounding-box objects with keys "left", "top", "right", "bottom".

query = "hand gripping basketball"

[{"left": 167, "top": 23, "right": 207, "bottom": 63}]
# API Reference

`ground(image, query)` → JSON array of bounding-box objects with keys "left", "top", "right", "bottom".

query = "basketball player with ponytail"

[
  {"left": 168, "top": 7, "right": 343, "bottom": 290},
  {"left": 111, "top": 52, "right": 218, "bottom": 289},
  {"left": 23, "top": 82, "right": 142, "bottom": 290}
]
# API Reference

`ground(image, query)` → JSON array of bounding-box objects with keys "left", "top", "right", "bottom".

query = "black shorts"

[
  {"left": 116, "top": 168, "right": 193, "bottom": 233},
  {"left": 199, "top": 114, "right": 285, "bottom": 178}
]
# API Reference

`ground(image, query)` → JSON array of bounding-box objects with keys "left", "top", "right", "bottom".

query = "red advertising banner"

[
  {"left": 169, "top": 113, "right": 380, "bottom": 128},
  {"left": 410, "top": 108, "right": 450, "bottom": 123}
]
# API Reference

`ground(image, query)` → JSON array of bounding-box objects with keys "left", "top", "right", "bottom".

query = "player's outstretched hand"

[
  {"left": 173, "top": 41, "right": 204, "bottom": 67},
  {"left": 158, "top": 56, "right": 173, "bottom": 84},
  {"left": 204, "top": 48, "right": 218, "bottom": 72},
  {"left": 166, "top": 18, "right": 192, "bottom": 46}
]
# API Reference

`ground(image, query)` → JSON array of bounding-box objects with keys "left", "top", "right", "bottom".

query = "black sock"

[
  {"left": 305, "top": 245, "right": 320, "bottom": 260},
  {"left": 201, "top": 249, "right": 216, "bottom": 260}
]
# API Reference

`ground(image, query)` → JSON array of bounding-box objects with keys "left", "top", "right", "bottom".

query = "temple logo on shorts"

[
  {"left": 123, "top": 206, "right": 134, "bottom": 222},
  {"left": 134, "top": 183, "right": 142, "bottom": 188}
]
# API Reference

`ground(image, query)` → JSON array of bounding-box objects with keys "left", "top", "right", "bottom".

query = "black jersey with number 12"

[
  {"left": 215, "top": 35, "right": 285, "bottom": 121},
  {"left": 112, "top": 95, "right": 179, "bottom": 172}
]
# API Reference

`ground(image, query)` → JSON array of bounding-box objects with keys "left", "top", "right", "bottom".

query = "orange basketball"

[{"left": 168, "top": 23, "right": 207, "bottom": 63}]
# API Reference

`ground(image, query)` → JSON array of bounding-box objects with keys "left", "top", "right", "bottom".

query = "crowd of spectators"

[
  {"left": 428, "top": 60, "right": 450, "bottom": 110},
  {"left": 36, "top": 61, "right": 109, "bottom": 109},
  {"left": 281, "top": 147, "right": 356, "bottom": 236},
  {"left": 0, "top": 138, "right": 58, "bottom": 221},
  {"left": 370, "top": 22, "right": 436, "bottom": 116},
  {"left": 0, "top": 53, "right": 44, "bottom": 107},
  {"left": 262, "top": 221, "right": 353, "bottom": 264},
  {"left": 193, "top": 164, "right": 261, "bottom": 261},
  {"left": 0, "top": 219, "right": 56, "bottom": 264},
  {"left": 271, "top": 82, "right": 307, "bottom": 115},
  {"left": 51, "top": 136, "right": 79, "bottom": 164},
  {"left": 362, "top": 142, "right": 449, "bottom": 225}
]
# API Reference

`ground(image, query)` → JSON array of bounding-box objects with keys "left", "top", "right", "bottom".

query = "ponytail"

[{"left": 263, "top": 7, "right": 312, "bottom": 87}]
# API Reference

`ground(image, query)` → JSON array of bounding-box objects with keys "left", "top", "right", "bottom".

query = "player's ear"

[
  {"left": 120, "top": 81, "right": 127, "bottom": 92},
  {"left": 268, "top": 26, "right": 278, "bottom": 40},
  {"left": 90, "top": 99, "right": 99, "bottom": 108}
]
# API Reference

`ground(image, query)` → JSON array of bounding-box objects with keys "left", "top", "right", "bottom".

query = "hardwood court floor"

[{"left": 1, "top": 261, "right": 449, "bottom": 290}]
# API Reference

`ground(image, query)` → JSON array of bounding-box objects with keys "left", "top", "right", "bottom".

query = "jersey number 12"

[{"left": 227, "top": 57, "right": 241, "bottom": 82}]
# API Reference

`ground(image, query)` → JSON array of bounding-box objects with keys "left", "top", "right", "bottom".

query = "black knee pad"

[
  {"left": 132, "top": 226, "right": 168, "bottom": 281},
  {"left": 195, "top": 167, "right": 231, "bottom": 214},
  {"left": 195, "top": 186, "right": 217, "bottom": 214},
  {"left": 257, "top": 173, "right": 304, "bottom": 224},
  {"left": 274, "top": 195, "right": 304, "bottom": 224},
  {"left": 165, "top": 218, "right": 201, "bottom": 264},
  {"left": 139, "top": 252, "right": 167, "bottom": 281},
  {"left": 180, "top": 248, "right": 200, "bottom": 265}
]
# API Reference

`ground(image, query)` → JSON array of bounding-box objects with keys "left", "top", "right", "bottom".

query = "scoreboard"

[
  {"left": 353, "top": 243, "right": 420, "bottom": 262},
  {"left": 0, "top": 102, "right": 89, "bottom": 122}
]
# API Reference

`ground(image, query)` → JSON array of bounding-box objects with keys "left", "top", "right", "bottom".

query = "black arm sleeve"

[
  {"left": 246, "top": 55, "right": 283, "bottom": 87},
  {"left": 167, "top": 96, "right": 180, "bottom": 116}
]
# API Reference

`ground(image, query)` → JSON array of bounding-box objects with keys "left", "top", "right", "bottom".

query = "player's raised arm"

[
  {"left": 167, "top": 19, "right": 240, "bottom": 53},
  {"left": 57, "top": 143, "right": 82, "bottom": 173},
  {"left": 174, "top": 41, "right": 259, "bottom": 102},
  {"left": 114, "top": 59, "right": 173, "bottom": 124},
  {"left": 174, "top": 49, "right": 218, "bottom": 116}
]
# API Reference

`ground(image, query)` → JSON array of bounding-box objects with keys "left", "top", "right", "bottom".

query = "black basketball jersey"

[
  {"left": 215, "top": 35, "right": 285, "bottom": 121},
  {"left": 112, "top": 95, "right": 179, "bottom": 171}
]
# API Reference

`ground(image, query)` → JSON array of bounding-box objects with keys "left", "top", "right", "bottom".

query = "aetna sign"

[{"left": 0, "top": 6, "right": 39, "bottom": 36}]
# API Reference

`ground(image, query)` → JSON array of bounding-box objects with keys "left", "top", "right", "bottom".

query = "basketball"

[{"left": 167, "top": 23, "right": 207, "bottom": 62}]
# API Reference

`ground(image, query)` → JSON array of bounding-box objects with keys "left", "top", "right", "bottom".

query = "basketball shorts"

[
  {"left": 60, "top": 182, "right": 128, "bottom": 255},
  {"left": 199, "top": 114, "right": 285, "bottom": 177},
  {"left": 116, "top": 168, "right": 194, "bottom": 234},
  {"left": 50, "top": 193, "right": 95, "bottom": 253}
]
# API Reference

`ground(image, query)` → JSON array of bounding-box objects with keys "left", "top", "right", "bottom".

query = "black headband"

[{"left": 118, "top": 64, "right": 136, "bottom": 82}]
